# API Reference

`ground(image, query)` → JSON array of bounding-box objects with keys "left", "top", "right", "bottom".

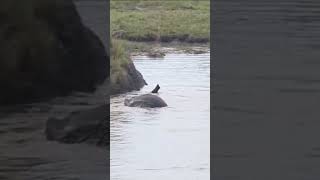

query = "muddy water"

[
  {"left": 213, "top": 1, "right": 320, "bottom": 179},
  {"left": 110, "top": 53, "right": 210, "bottom": 180},
  {"left": 0, "top": 1, "right": 108, "bottom": 180},
  {"left": 0, "top": 84, "right": 108, "bottom": 180}
]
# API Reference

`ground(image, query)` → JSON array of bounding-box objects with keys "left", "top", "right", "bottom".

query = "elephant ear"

[{"left": 151, "top": 84, "right": 160, "bottom": 93}]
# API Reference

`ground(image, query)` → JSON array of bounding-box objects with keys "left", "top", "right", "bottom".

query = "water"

[
  {"left": 110, "top": 53, "right": 210, "bottom": 180},
  {"left": 213, "top": 0, "right": 320, "bottom": 179},
  {"left": 0, "top": 82, "right": 108, "bottom": 179}
]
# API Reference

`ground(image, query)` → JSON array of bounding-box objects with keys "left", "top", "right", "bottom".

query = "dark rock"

[
  {"left": 183, "top": 48, "right": 208, "bottom": 54},
  {"left": 124, "top": 94, "right": 167, "bottom": 108},
  {"left": 110, "top": 60, "right": 147, "bottom": 95},
  {"left": 147, "top": 51, "right": 165, "bottom": 58},
  {"left": 125, "top": 61, "right": 147, "bottom": 89},
  {"left": 46, "top": 104, "right": 108, "bottom": 146},
  {"left": 0, "top": 0, "right": 108, "bottom": 105}
]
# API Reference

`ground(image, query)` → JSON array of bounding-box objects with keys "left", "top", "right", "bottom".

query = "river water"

[
  {"left": 213, "top": 0, "right": 320, "bottom": 179},
  {"left": 110, "top": 52, "right": 210, "bottom": 180}
]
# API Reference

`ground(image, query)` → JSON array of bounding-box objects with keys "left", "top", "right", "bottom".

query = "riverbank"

[
  {"left": 110, "top": 39, "right": 210, "bottom": 93},
  {"left": 110, "top": 39, "right": 147, "bottom": 95},
  {"left": 110, "top": 0, "right": 210, "bottom": 94},
  {"left": 122, "top": 40, "right": 210, "bottom": 56}
]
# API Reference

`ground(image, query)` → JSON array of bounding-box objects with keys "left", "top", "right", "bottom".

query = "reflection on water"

[{"left": 111, "top": 53, "right": 210, "bottom": 180}]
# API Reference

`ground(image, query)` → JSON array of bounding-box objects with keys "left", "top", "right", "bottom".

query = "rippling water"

[
  {"left": 213, "top": 1, "right": 320, "bottom": 179},
  {"left": 111, "top": 53, "right": 210, "bottom": 180}
]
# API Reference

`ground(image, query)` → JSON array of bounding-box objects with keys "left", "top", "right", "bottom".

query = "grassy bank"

[
  {"left": 110, "top": 39, "right": 147, "bottom": 94},
  {"left": 111, "top": 0, "right": 210, "bottom": 43},
  {"left": 110, "top": 1, "right": 210, "bottom": 93},
  {"left": 110, "top": 39, "right": 130, "bottom": 87}
]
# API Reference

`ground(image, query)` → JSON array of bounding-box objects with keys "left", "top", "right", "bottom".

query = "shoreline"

[
  {"left": 110, "top": 39, "right": 209, "bottom": 94},
  {"left": 117, "top": 40, "right": 210, "bottom": 57}
]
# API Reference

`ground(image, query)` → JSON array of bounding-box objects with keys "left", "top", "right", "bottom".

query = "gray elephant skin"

[{"left": 124, "top": 94, "right": 167, "bottom": 108}]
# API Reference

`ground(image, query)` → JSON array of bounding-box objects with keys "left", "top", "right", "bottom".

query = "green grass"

[
  {"left": 110, "top": 39, "right": 130, "bottom": 86},
  {"left": 111, "top": 0, "right": 210, "bottom": 43},
  {"left": 110, "top": 1, "right": 210, "bottom": 93}
]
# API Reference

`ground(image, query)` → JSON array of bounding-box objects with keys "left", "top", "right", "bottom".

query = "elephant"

[{"left": 124, "top": 84, "right": 167, "bottom": 108}]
